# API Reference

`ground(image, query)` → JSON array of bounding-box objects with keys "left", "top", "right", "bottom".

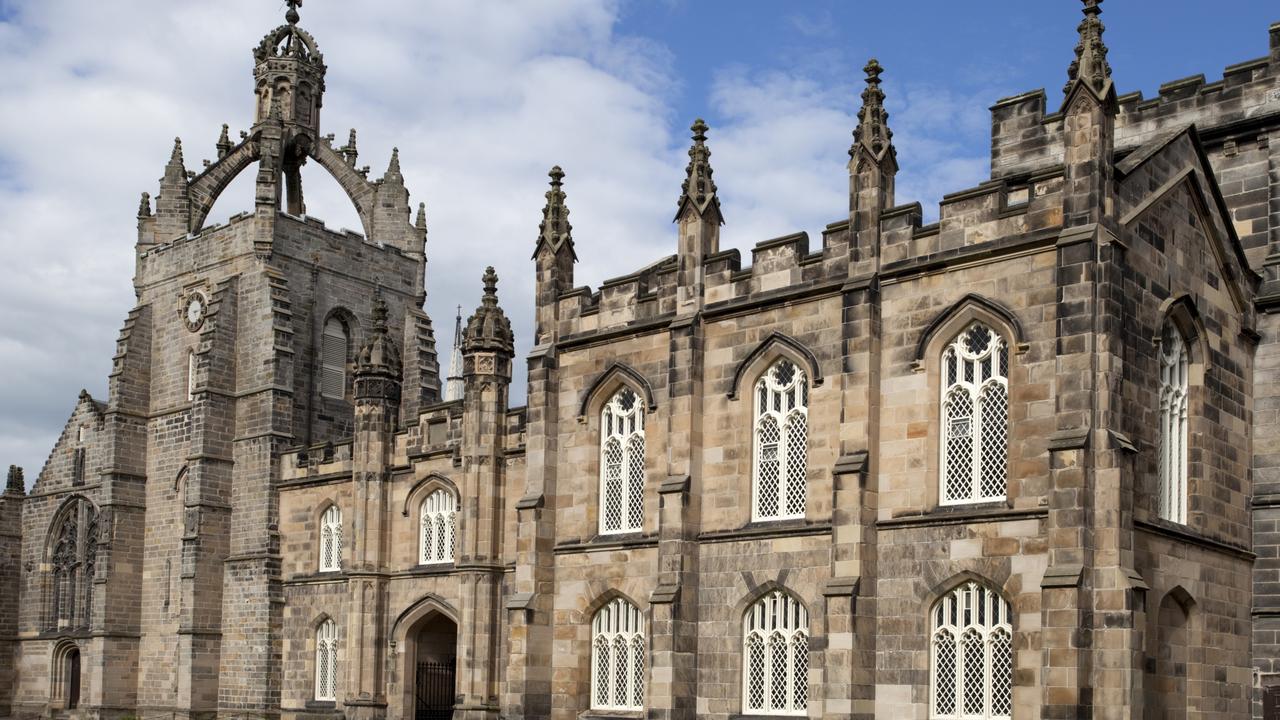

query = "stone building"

[{"left": 1, "top": 1, "right": 1279, "bottom": 718}]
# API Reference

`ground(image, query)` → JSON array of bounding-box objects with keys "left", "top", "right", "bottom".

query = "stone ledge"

[
  {"left": 697, "top": 520, "right": 831, "bottom": 545},
  {"left": 1135, "top": 518, "right": 1254, "bottom": 561},
  {"left": 877, "top": 506, "right": 1045, "bottom": 530},
  {"left": 553, "top": 534, "right": 659, "bottom": 555}
]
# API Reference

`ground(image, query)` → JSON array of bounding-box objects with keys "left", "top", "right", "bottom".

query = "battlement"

[{"left": 992, "top": 21, "right": 1280, "bottom": 180}]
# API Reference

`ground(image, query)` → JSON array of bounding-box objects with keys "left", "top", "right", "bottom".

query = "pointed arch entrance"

[{"left": 392, "top": 597, "right": 458, "bottom": 720}]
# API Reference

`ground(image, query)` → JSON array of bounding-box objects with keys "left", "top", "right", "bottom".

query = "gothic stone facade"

[{"left": 2, "top": 3, "right": 1280, "bottom": 720}]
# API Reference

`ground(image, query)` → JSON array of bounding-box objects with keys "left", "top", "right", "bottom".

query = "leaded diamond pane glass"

[
  {"left": 743, "top": 591, "right": 808, "bottom": 715},
  {"left": 600, "top": 389, "right": 645, "bottom": 534},
  {"left": 591, "top": 598, "right": 644, "bottom": 711},
  {"left": 940, "top": 322, "right": 1008, "bottom": 505},
  {"left": 931, "top": 582, "right": 1012, "bottom": 719},
  {"left": 754, "top": 360, "right": 808, "bottom": 521}
]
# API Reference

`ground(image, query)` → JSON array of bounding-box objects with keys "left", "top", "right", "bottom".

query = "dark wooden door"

[
  {"left": 415, "top": 658, "right": 456, "bottom": 720},
  {"left": 67, "top": 650, "right": 80, "bottom": 709},
  {"left": 1265, "top": 685, "right": 1280, "bottom": 720}
]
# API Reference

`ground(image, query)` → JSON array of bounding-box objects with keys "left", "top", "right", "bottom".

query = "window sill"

[
  {"left": 697, "top": 519, "right": 831, "bottom": 544},
  {"left": 877, "top": 503, "right": 1044, "bottom": 530},
  {"left": 305, "top": 700, "right": 337, "bottom": 710},
  {"left": 580, "top": 711, "right": 644, "bottom": 720},
  {"left": 553, "top": 533, "right": 659, "bottom": 555}
]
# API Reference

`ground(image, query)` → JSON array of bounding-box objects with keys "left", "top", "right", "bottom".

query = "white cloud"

[{"left": 0, "top": 0, "right": 1005, "bottom": 486}]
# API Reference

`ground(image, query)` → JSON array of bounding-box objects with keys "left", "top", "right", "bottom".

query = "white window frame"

[
  {"left": 1158, "top": 324, "right": 1189, "bottom": 524},
  {"left": 742, "top": 590, "right": 808, "bottom": 716},
  {"left": 320, "top": 317, "right": 348, "bottom": 400},
  {"left": 319, "top": 505, "right": 342, "bottom": 572},
  {"left": 419, "top": 488, "right": 458, "bottom": 565},
  {"left": 929, "top": 581, "right": 1012, "bottom": 720},
  {"left": 315, "top": 618, "right": 338, "bottom": 702},
  {"left": 590, "top": 597, "right": 645, "bottom": 711},
  {"left": 751, "top": 359, "right": 808, "bottom": 522},
  {"left": 939, "top": 322, "right": 1009, "bottom": 506},
  {"left": 599, "top": 389, "right": 646, "bottom": 535}
]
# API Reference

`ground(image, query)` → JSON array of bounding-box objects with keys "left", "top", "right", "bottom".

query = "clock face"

[{"left": 183, "top": 292, "right": 206, "bottom": 331}]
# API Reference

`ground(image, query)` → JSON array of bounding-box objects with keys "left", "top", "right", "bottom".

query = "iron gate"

[{"left": 415, "top": 659, "right": 456, "bottom": 720}]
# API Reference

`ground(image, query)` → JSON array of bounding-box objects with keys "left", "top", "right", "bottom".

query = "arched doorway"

[
  {"left": 50, "top": 642, "right": 80, "bottom": 710},
  {"left": 412, "top": 613, "right": 457, "bottom": 720},
  {"left": 1145, "top": 589, "right": 1193, "bottom": 720}
]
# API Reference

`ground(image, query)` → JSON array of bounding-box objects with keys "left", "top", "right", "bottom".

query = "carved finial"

[
  {"left": 675, "top": 118, "right": 722, "bottom": 222},
  {"left": 354, "top": 289, "right": 403, "bottom": 386},
  {"left": 482, "top": 266, "right": 499, "bottom": 304},
  {"left": 1065, "top": 0, "right": 1111, "bottom": 95},
  {"left": 415, "top": 202, "right": 427, "bottom": 231},
  {"left": 535, "top": 165, "right": 575, "bottom": 257},
  {"left": 4, "top": 465, "right": 23, "bottom": 495},
  {"left": 463, "top": 266, "right": 514, "bottom": 355},
  {"left": 216, "top": 124, "right": 232, "bottom": 158},
  {"left": 138, "top": 192, "right": 152, "bottom": 219},
  {"left": 851, "top": 58, "right": 893, "bottom": 158},
  {"left": 285, "top": 0, "right": 302, "bottom": 25}
]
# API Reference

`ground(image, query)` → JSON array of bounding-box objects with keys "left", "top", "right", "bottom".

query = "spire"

[
  {"left": 533, "top": 165, "right": 577, "bottom": 259},
  {"left": 445, "top": 305, "right": 465, "bottom": 401},
  {"left": 1064, "top": 0, "right": 1112, "bottom": 96},
  {"left": 138, "top": 192, "right": 152, "bottom": 219},
  {"left": 415, "top": 202, "right": 427, "bottom": 232},
  {"left": 464, "top": 267, "right": 515, "bottom": 355},
  {"left": 674, "top": 118, "right": 723, "bottom": 223},
  {"left": 4, "top": 465, "right": 23, "bottom": 495},
  {"left": 851, "top": 59, "right": 894, "bottom": 159},
  {"left": 216, "top": 123, "right": 233, "bottom": 158}
]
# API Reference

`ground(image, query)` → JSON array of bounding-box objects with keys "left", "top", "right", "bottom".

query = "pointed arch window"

[
  {"left": 1158, "top": 323, "right": 1189, "bottom": 524},
  {"left": 46, "top": 499, "right": 97, "bottom": 631},
  {"left": 743, "top": 590, "right": 808, "bottom": 715},
  {"left": 591, "top": 597, "right": 645, "bottom": 711},
  {"left": 315, "top": 618, "right": 339, "bottom": 702},
  {"left": 419, "top": 488, "right": 458, "bottom": 564},
  {"left": 600, "top": 388, "right": 645, "bottom": 534},
  {"left": 940, "top": 323, "right": 1008, "bottom": 505},
  {"left": 930, "top": 581, "right": 1013, "bottom": 720},
  {"left": 319, "top": 505, "right": 343, "bottom": 572},
  {"left": 753, "top": 359, "right": 808, "bottom": 521},
  {"left": 321, "top": 317, "right": 349, "bottom": 400}
]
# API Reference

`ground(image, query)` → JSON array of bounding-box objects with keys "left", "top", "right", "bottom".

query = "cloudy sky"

[{"left": 0, "top": 0, "right": 1274, "bottom": 485}]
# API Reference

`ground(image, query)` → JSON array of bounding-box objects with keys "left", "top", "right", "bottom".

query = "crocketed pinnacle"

[
  {"left": 355, "top": 291, "right": 402, "bottom": 378},
  {"left": 138, "top": 192, "right": 152, "bottom": 219},
  {"left": 851, "top": 59, "right": 894, "bottom": 158},
  {"left": 415, "top": 202, "right": 427, "bottom": 232},
  {"left": 463, "top": 267, "right": 515, "bottom": 355},
  {"left": 674, "top": 118, "right": 723, "bottom": 222},
  {"left": 386, "top": 147, "right": 401, "bottom": 178},
  {"left": 4, "top": 465, "right": 23, "bottom": 495},
  {"left": 533, "top": 165, "right": 576, "bottom": 259},
  {"left": 216, "top": 124, "right": 233, "bottom": 158},
  {"left": 1065, "top": 0, "right": 1112, "bottom": 96}
]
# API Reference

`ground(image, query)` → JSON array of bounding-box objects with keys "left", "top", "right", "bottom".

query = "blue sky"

[{"left": 0, "top": 0, "right": 1275, "bottom": 485}]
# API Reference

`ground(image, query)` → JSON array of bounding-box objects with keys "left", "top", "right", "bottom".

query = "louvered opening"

[{"left": 321, "top": 318, "right": 348, "bottom": 400}]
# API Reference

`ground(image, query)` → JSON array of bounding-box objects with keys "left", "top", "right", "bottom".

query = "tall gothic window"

[
  {"left": 419, "top": 488, "right": 458, "bottom": 564},
  {"left": 752, "top": 359, "right": 808, "bottom": 521},
  {"left": 47, "top": 499, "right": 97, "bottom": 631},
  {"left": 743, "top": 590, "right": 808, "bottom": 715},
  {"left": 1159, "top": 323, "right": 1189, "bottom": 524},
  {"left": 941, "top": 323, "right": 1009, "bottom": 505},
  {"left": 319, "top": 505, "right": 343, "bottom": 572},
  {"left": 930, "top": 581, "right": 1013, "bottom": 720},
  {"left": 315, "top": 618, "right": 339, "bottom": 702},
  {"left": 320, "top": 317, "right": 348, "bottom": 400},
  {"left": 600, "top": 388, "right": 645, "bottom": 534},
  {"left": 591, "top": 597, "right": 645, "bottom": 711}
]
